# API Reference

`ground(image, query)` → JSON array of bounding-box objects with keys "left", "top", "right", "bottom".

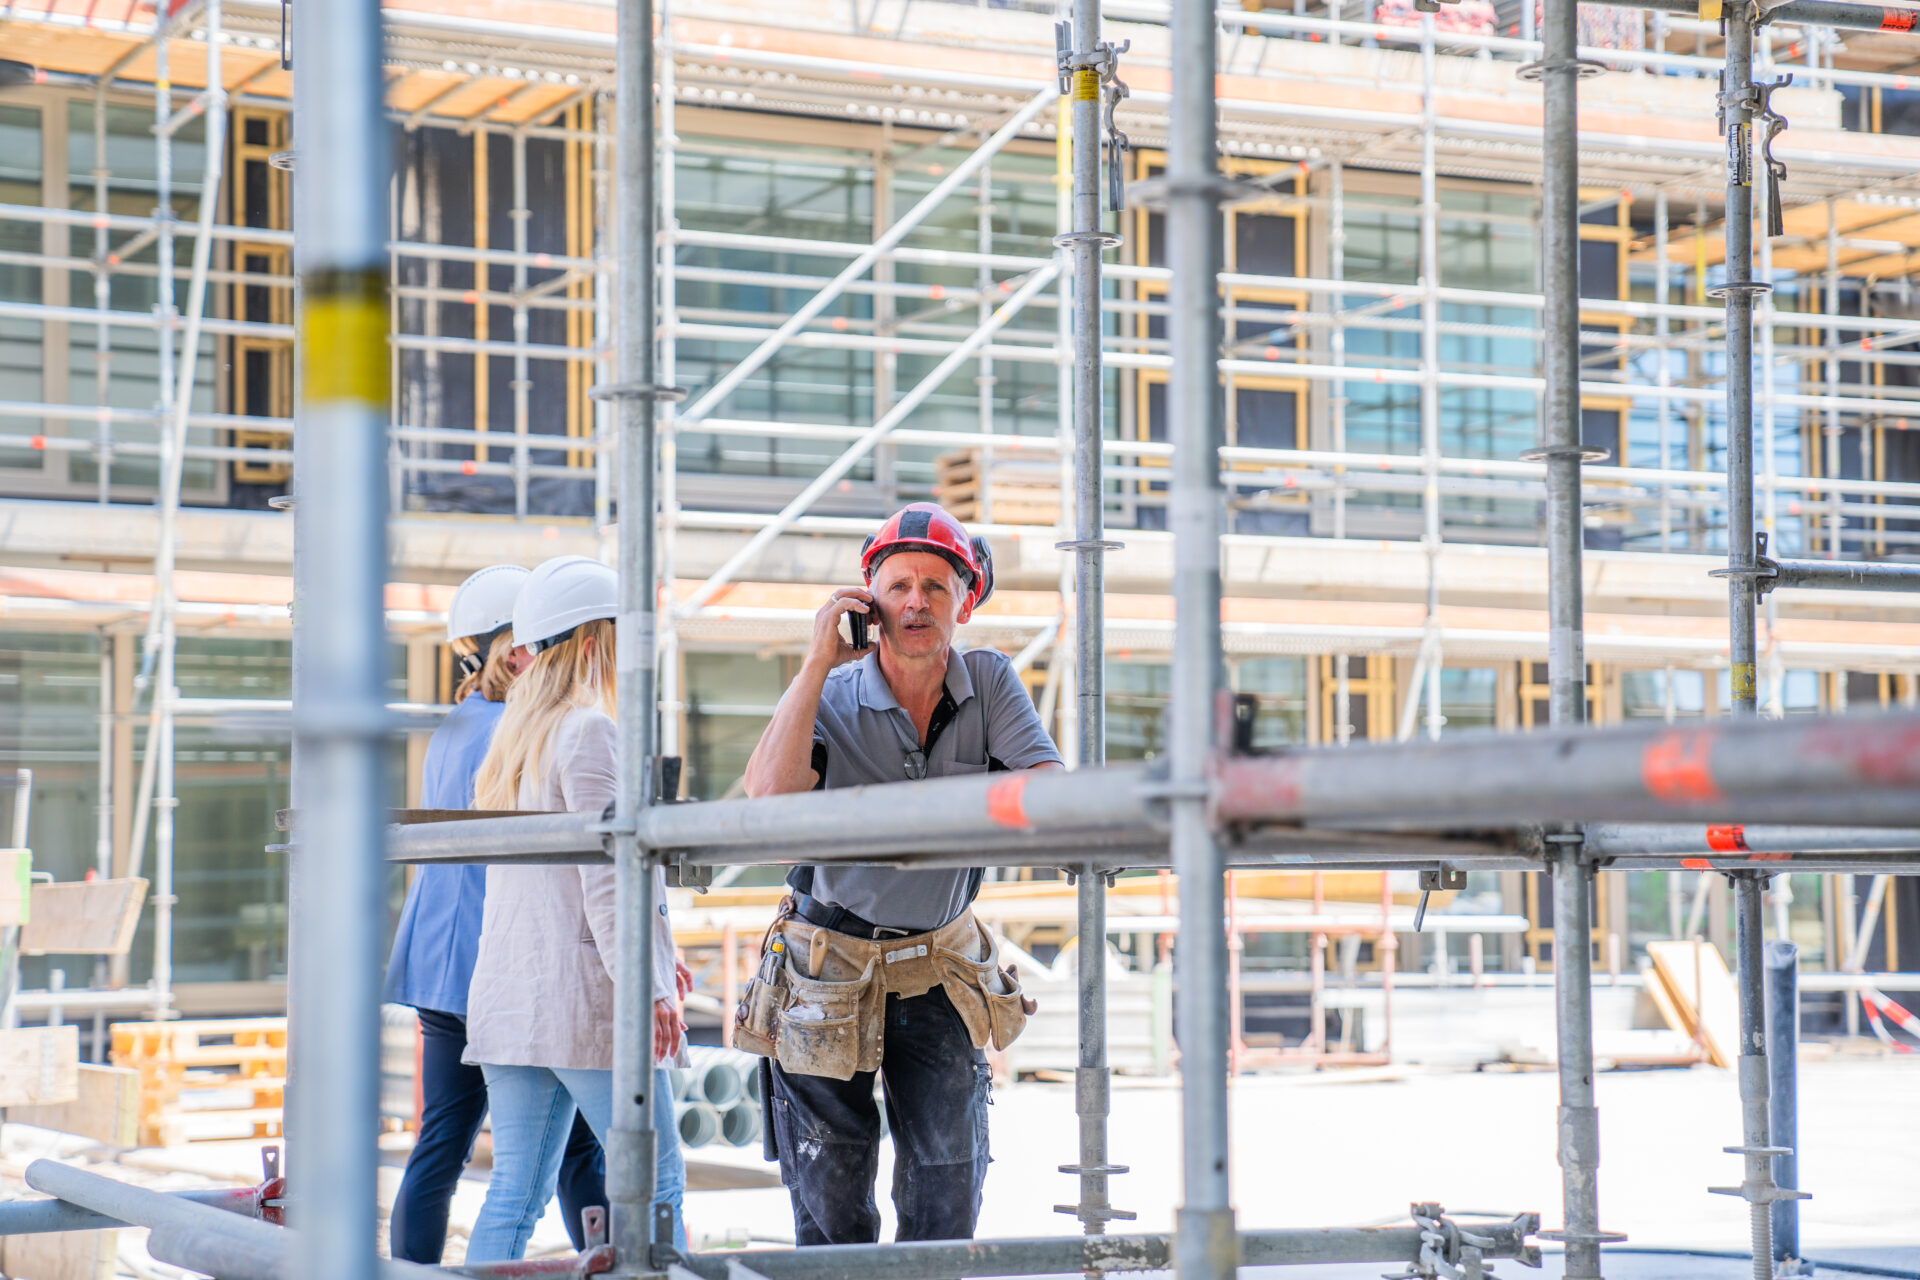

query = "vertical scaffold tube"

[
  {"left": 1167, "top": 2, "right": 1234, "bottom": 1278},
  {"left": 288, "top": 0, "right": 389, "bottom": 1276},
  {"left": 610, "top": 0, "right": 661, "bottom": 1267},
  {"left": 1734, "top": 877, "right": 1774, "bottom": 1280},
  {"left": 1065, "top": 0, "right": 1116, "bottom": 1239},
  {"left": 1718, "top": 11, "right": 1780, "bottom": 1278},
  {"left": 1723, "top": 1, "right": 1761, "bottom": 718},
  {"left": 1765, "top": 940, "right": 1805, "bottom": 1274},
  {"left": 1551, "top": 848, "right": 1603, "bottom": 1280},
  {"left": 1536, "top": 0, "right": 1605, "bottom": 1274}
]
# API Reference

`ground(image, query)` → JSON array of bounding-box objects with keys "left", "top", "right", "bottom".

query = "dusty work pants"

[
  {"left": 770, "top": 986, "right": 991, "bottom": 1244},
  {"left": 389, "top": 1009, "right": 607, "bottom": 1263},
  {"left": 467, "top": 1064, "right": 685, "bottom": 1262}
]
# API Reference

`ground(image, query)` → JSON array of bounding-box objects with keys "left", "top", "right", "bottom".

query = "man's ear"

[{"left": 957, "top": 597, "right": 975, "bottom": 626}]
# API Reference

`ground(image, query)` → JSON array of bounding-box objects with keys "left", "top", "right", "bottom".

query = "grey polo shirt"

[{"left": 805, "top": 647, "right": 1062, "bottom": 933}]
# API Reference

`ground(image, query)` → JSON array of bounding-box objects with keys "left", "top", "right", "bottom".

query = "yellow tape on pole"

[
  {"left": 1073, "top": 68, "right": 1099, "bottom": 102},
  {"left": 1699, "top": 0, "right": 1723, "bottom": 22},
  {"left": 301, "top": 271, "right": 389, "bottom": 407}
]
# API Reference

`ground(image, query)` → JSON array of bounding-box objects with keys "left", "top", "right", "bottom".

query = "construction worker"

[
  {"left": 464, "top": 554, "right": 688, "bottom": 1262},
  {"left": 384, "top": 565, "right": 609, "bottom": 1264},
  {"left": 741, "top": 503, "right": 1060, "bottom": 1245}
]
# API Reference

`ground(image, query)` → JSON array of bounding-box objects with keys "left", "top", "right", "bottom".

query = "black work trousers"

[
  {"left": 770, "top": 986, "right": 991, "bottom": 1245},
  {"left": 389, "top": 1008, "right": 607, "bottom": 1264}
]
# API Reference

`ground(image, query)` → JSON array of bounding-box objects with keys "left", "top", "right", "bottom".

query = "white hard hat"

[
  {"left": 514, "top": 555, "right": 618, "bottom": 654},
  {"left": 447, "top": 564, "right": 531, "bottom": 644}
]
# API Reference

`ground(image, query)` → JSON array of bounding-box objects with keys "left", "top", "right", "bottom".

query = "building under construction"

[{"left": 0, "top": 0, "right": 1917, "bottom": 1275}]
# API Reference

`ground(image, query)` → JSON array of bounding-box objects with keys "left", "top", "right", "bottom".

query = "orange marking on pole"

[
  {"left": 1884, "top": 8, "right": 1916, "bottom": 32},
  {"left": 986, "top": 774, "right": 1032, "bottom": 829},
  {"left": 1642, "top": 731, "right": 1723, "bottom": 804},
  {"left": 1681, "top": 858, "right": 1712, "bottom": 870},
  {"left": 1705, "top": 824, "right": 1748, "bottom": 852}
]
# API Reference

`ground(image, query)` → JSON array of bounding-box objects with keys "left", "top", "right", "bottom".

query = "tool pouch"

[
  {"left": 732, "top": 911, "right": 793, "bottom": 1059},
  {"left": 733, "top": 905, "right": 1031, "bottom": 1076},
  {"left": 936, "top": 918, "right": 1031, "bottom": 1052},
  {"left": 732, "top": 961, "right": 783, "bottom": 1059},
  {"left": 773, "top": 958, "right": 876, "bottom": 1081}
]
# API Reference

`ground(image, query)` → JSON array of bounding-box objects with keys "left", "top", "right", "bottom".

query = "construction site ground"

[{"left": 0, "top": 1054, "right": 1912, "bottom": 1278}]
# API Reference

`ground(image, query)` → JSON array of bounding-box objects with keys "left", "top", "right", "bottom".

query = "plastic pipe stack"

[{"left": 672, "top": 1047, "right": 762, "bottom": 1148}]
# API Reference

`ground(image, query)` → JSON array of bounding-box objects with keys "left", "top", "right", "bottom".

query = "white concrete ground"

[
  {"left": 4, "top": 1056, "right": 1912, "bottom": 1274},
  {"left": 676, "top": 1058, "right": 1919, "bottom": 1256}
]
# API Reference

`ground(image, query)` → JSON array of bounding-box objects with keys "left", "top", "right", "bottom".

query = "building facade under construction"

[{"left": 0, "top": 0, "right": 1916, "bottom": 1021}]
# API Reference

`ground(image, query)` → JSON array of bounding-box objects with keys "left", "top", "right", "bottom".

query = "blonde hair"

[
  {"left": 472, "top": 617, "right": 616, "bottom": 811},
  {"left": 452, "top": 629, "right": 518, "bottom": 705}
]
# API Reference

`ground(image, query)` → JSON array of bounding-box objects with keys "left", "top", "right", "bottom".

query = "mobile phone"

[{"left": 847, "top": 601, "right": 872, "bottom": 651}]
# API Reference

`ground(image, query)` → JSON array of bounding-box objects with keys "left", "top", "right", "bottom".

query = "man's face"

[{"left": 867, "top": 550, "right": 970, "bottom": 659}]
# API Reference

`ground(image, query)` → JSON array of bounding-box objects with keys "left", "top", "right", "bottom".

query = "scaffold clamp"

[
  {"left": 1515, "top": 58, "right": 1607, "bottom": 81},
  {"left": 589, "top": 381, "right": 689, "bottom": 403},
  {"left": 1755, "top": 75, "right": 1793, "bottom": 236},
  {"left": 1384, "top": 1205, "right": 1544, "bottom": 1280}
]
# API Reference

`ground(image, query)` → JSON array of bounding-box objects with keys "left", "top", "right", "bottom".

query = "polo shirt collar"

[{"left": 854, "top": 647, "right": 975, "bottom": 711}]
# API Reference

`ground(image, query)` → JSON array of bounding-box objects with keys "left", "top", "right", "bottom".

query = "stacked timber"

[
  {"left": 110, "top": 1018, "right": 287, "bottom": 1147},
  {"left": 933, "top": 449, "right": 1061, "bottom": 526}
]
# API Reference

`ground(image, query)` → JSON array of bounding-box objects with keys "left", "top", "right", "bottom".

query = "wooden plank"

[
  {"left": 21, "top": 879, "right": 148, "bottom": 956},
  {"left": 7, "top": 1063, "right": 141, "bottom": 1147},
  {"left": 1646, "top": 940, "right": 1738, "bottom": 1068},
  {"left": 0, "top": 1027, "right": 79, "bottom": 1108},
  {"left": 0, "top": 1228, "right": 118, "bottom": 1280},
  {"left": 1640, "top": 962, "right": 1696, "bottom": 1040},
  {"left": 0, "top": 849, "right": 32, "bottom": 927}
]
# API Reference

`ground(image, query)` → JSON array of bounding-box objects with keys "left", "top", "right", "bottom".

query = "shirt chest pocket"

[{"left": 937, "top": 716, "right": 989, "bottom": 772}]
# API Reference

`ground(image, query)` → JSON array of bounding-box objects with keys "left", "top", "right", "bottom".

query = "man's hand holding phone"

[{"left": 807, "top": 587, "right": 875, "bottom": 672}]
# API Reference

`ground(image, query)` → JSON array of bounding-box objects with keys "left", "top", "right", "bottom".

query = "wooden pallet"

[
  {"left": 934, "top": 449, "right": 1062, "bottom": 526},
  {"left": 111, "top": 1017, "right": 287, "bottom": 1147}
]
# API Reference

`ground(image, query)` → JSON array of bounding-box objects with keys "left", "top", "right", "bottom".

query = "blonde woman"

[{"left": 464, "top": 555, "right": 685, "bottom": 1262}]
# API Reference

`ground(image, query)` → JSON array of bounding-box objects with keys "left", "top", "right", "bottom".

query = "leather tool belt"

[{"left": 733, "top": 897, "right": 1033, "bottom": 1080}]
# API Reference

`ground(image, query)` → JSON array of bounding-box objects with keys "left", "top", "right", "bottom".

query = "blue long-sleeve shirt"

[{"left": 383, "top": 693, "right": 503, "bottom": 1016}]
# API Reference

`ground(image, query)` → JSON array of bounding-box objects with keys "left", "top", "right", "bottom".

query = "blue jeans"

[
  {"left": 467, "top": 1063, "right": 685, "bottom": 1263},
  {"left": 389, "top": 1010, "right": 606, "bottom": 1263}
]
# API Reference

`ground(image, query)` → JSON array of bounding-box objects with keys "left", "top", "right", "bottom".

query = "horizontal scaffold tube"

[
  {"left": 1212, "top": 708, "right": 1920, "bottom": 829},
  {"left": 380, "top": 711, "right": 1920, "bottom": 869},
  {"left": 22, "top": 1161, "right": 440, "bottom": 1280},
  {"left": 1603, "top": 855, "right": 1920, "bottom": 873},
  {"left": 0, "top": 1185, "right": 264, "bottom": 1236},
  {"left": 1584, "top": 824, "right": 1920, "bottom": 857},
  {"left": 1767, "top": 559, "right": 1920, "bottom": 593},
  {"left": 1765, "top": 0, "right": 1920, "bottom": 30},
  {"left": 667, "top": 1220, "right": 1538, "bottom": 1280}
]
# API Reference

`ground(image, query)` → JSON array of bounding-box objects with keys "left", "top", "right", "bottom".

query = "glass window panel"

[
  {"left": 63, "top": 101, "right": 217, "bottom": 493},
  {"left": 1620, "top": 668, "right": 1706, "bottom": 720},
  {"left": 1105, "top": 662, "right": 1170, "bottom": 761},
  {"left": 0, "top": 106, "right": 43, "bottom": 470},
  {"left": 1439, "top": 667, "right": 1498, "bottom": 734},
  {"left": 1234, "top": 212, "right": 1295, "bottom": 278},
  {"left": 683, "top": 652, "right": 789, "bottom": 802},
  {"left": 1232, "top": 658, "right": 1307, "bottom": 747}
]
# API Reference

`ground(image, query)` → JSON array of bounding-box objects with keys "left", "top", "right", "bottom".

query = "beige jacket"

[{"left": 464, "top": 706, "right": 680, "bottom": 1071}]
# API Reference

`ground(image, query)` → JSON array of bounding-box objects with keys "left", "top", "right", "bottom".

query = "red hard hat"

[{"left": 860, "top": 503, "right": 995, "bottom": 611}]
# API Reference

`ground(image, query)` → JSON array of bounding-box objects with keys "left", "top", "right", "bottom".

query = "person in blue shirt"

[{"left": 385, "top": 564, "right": 608, "bottom": 1264}]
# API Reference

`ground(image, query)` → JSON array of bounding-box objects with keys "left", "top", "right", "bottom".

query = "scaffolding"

[
  {"left": 1, "top": 0, "right": 1920, "bottom": 1278},
  {"left": 6, "top": 4, "right": 1920, "bottom": 1037}
]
